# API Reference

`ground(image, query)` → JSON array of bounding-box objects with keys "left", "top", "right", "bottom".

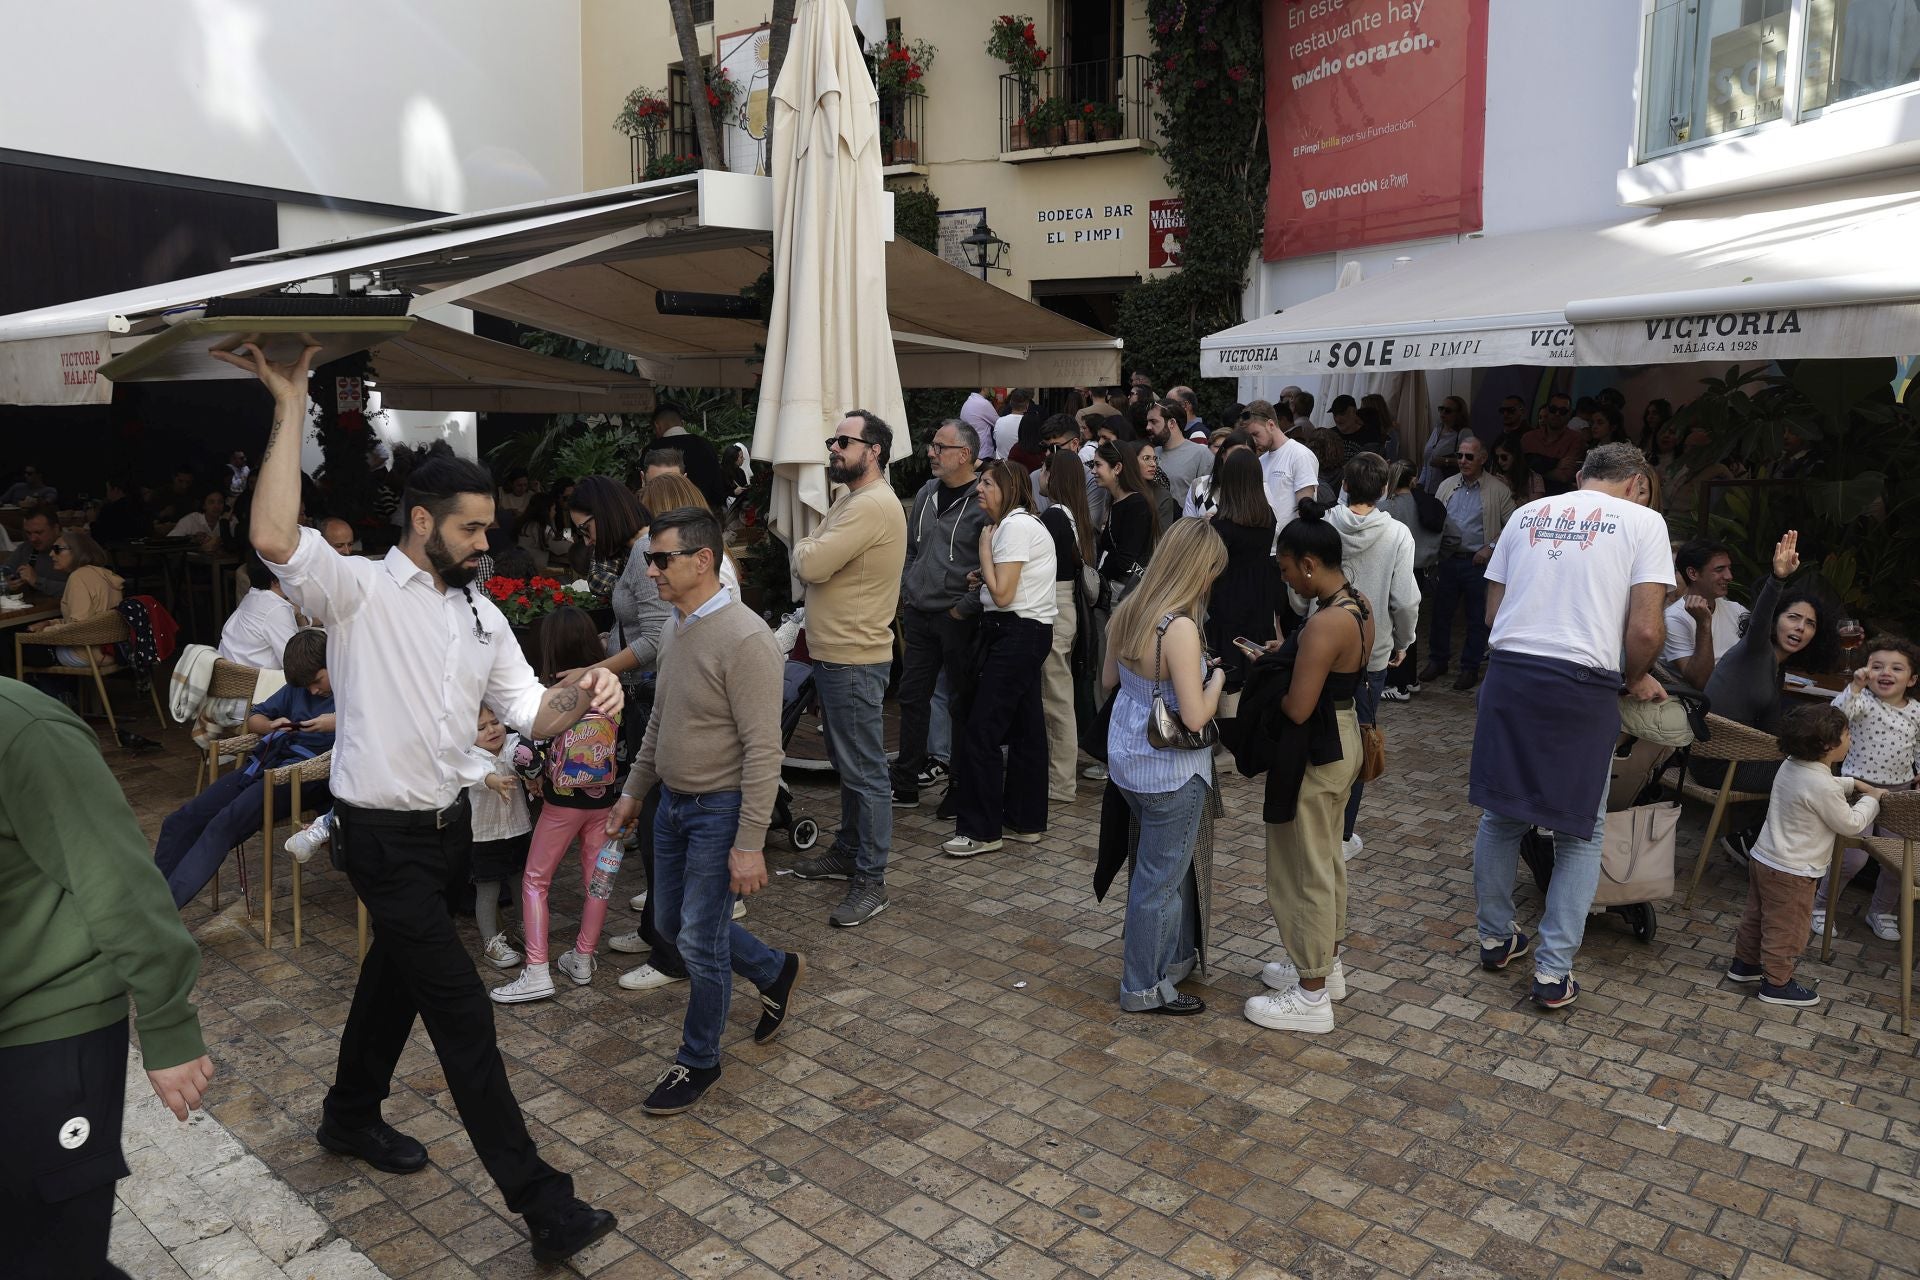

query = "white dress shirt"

[
  {"left": 217, "top": 588, "right": 299, "bottom": 670},
  {"left": 264, "top": 526, "right": 548, "bottom": 810}
]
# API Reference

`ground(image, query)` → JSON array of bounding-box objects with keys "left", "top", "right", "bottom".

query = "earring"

[{"left": 1306, "top": 568, "right": 1314, "bottom": 582}]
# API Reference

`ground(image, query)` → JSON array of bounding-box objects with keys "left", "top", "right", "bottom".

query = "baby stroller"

[
  {"left": 764, "top": 610, "right": 820, "bottom": 852},
  {"left": 1519, "top": 674, "right": 1707, "bottom": 945}
]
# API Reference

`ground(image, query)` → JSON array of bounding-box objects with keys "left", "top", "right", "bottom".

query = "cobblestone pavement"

[{"left": 107, "top": 682, "right": 1920, "bottom": 1280}]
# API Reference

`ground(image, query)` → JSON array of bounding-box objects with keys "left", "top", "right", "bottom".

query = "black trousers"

[
  {"left": 952, "top": 614, "right": 1053, "bottom": 841},
  {"left": 892, "top": 605, "right": 979, "bottom": 786},
  {"left": 631, "top": 781, "right": 684, "bottom": 976},
  {"left": 0, "top": 1019, "right": 133, "bottom": 1279},
  {"left": 325, "top": 800, "right": 572, "bottom": 1218}
]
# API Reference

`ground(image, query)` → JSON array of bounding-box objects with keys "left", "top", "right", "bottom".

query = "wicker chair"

[
  {"left": 15, "top": 613, "right": 166, "bottom": 747},
  {"left": 1823, "top": 791, "right": 1920, "bottom": 1035},
  {"left": 1679, "top": 713, "right": 1786, "bottom": 907},
  {"left": 194, "top": 659, "right": 268, "bottom": 792}
]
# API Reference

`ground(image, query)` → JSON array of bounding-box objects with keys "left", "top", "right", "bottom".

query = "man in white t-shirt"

[
  {"left": 993, "top": 389, "right": 1033, "bottom": 461},
  {"left": 1242, "top": 400, "right": 1318, "bottom": 532},
  {"left": 1660, "top": 538, "right": 1748, "bottom": 688},
  {"left": 219, "top": 555, "right": 302, "bottom": 670},
  {"left": 1469, "top": 442, "right": 1673, "bottom": 1014}
]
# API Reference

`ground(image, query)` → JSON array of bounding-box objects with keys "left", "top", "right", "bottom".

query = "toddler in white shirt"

[{"left": 1813, "top": 638, "right": 1920, "bottom": 941}]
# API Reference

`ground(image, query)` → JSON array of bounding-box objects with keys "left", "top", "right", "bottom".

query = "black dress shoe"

[
  {"left": 315, "top": 1115, "right": 429, "bottom": 1173},
  {"left": 755, "top": 952, "right": 805, "bottom": 1045},
  {"left": 527, "top": 1199, "right": 618, "bottom": 1263}
]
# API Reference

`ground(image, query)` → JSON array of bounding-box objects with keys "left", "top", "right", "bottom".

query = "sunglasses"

[
  {"left": 826, "top": 434, "right": 872, "bottom": 451},
  {"left": 52, "top": 544, "right": 69, "bottom": 553},
  {"left": 643, "top": 548, "right": 703, "bottom": 571}
]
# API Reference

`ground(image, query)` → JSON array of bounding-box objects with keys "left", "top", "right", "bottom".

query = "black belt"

[{"left": 335, "top": 794, "right": 470, "bottom": 830}]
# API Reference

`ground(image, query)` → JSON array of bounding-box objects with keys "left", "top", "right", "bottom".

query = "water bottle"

[{"left": 587, "top": 839, "right": 624, "bottom": 901}]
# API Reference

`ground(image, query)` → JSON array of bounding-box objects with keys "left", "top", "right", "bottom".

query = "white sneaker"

[
  {"left": 1261, "top": 956, "right": 1347, "bottom": 1000},
  {"left": 733, "top": 899, "right": 747, "bottom": 921},
  {"left": 1244, "top": 986, "right": 1336, "bottom": 1034},
  {"left": 1809, "top": 908, "right": 1829, "bottom": 943},
  {"left": 629, "top": 891, "right": 648, "bottom": 912},
  {"left": 556, "top": 950, "right": 597, "bottom": 986},
  {"left": 608, "top": 930, "right": 647, "bottom": 954},
  {"left": 943, "top": 835, "right": 1002, "bottom": 857},
  {"left": 1342, "top": 834, "right": 1363, "bottom": 862},
  {"left": 618, "top": 963, "right": 687, "bottom": 992},
  {"left": 1865, "top": 911, "right": 1901, "bottom": 942},
  {"left": 1080, "top": 763, "right": 1108, "bottom": 781},
  {"left": 482, "top": 933, "right": 522, "bottom": 970},
  {"left": 284, "top": 813, "right": 333, "bottom": 864},
  {"left": 489, "top": 965, "right": 554, "bottom": 1004}
]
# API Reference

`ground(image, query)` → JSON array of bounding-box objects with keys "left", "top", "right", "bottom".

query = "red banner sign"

[
  {"left": 1262, "top": 0, "right": 1489, "bottom": 261},
  {"left": 1147, "top": 199, "right": 1186, "bottom": 269}
]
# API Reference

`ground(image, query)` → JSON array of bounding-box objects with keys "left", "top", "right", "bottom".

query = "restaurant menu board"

[{"left": 936, "top": 208, "right": 988, "bottom": 274}]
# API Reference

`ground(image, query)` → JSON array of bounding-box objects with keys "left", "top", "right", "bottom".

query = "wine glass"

[{"left": 1838, "top": 618, "right": 1865, "bottom": 655}]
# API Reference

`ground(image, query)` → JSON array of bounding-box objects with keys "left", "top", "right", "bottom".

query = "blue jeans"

[
  {"left": 1428, "top": 555, "right": 1489, "bottom": 673},
  {"left": 651, "top": 787, "right": 786, "bottom": 1071},
  {"left": 929, "top": 671, "right": 952, "bottom": 764},
  {"left": 813, "top": 660, "right": 892, "bottom": 882},
  {"left": 1118, "top": 775, "right": 1206, "bottom": 1011},
  {"left": 1343, "top": 668, "right": 1387, "bottom": 841},
  {"left": 153, "top": 768, "right": 329, "bottom": 908},
  {"left": 1472, "top": 769, "right": 1610, "bottom": 982}
]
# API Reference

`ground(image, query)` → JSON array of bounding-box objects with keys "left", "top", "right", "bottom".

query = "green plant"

[
  {"left": 644, "top": 153, "right": 701, "bottom": 180},
  {"left": 892, "top": 188, "right": 940, "bottom": 253},
  {"left": 1024, "top": 96, "right": 1069, "bottom": 135},
  {"left": 987, "top": 14, "right": 1048, "bottom": 79},
  {"left": 870, "top": 36, "right": 936, "bottom": 95},
  {"left": 613, "top": 86, "right": 672, "bottom": 137},
  {"left": 1082, "top": 99, "right": 1123, "bottom": 133},
  {"left": 552, "top": 426, "right": 646, "bottom": 483}
]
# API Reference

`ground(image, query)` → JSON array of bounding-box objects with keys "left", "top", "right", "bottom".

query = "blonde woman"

[{"left": 1100, "top": 518, "right": 1228, "bottom": 1015}]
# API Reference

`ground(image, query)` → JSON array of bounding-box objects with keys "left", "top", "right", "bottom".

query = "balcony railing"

[
  {"left": 999, "top": 55, "right": 1156, "bottom": 155},
  {"left": 879, "top": 91, "right": 925, "bottom": 167}
]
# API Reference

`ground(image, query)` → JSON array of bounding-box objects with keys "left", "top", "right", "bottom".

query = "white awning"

[{"left": 1201, "top": 173, "right": 1920, "bottom": 377}]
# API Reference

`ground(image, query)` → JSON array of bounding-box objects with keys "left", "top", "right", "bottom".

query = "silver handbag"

[{"left": 1147, "top": 613, "right": 1218, "bottom": 751}]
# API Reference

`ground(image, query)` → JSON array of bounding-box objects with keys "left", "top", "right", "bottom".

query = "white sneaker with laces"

[
  {"left": 284, "top": 813, "right": 333, "bottom": 864},
  {"left": 618, "top": 963, "right": 687, "bottom": 992},
  {"left": 1342, "top": 834, "right": 1363, "bottom": 862},
  {"left": 1865, "top": 910, "right": 1901, "bottom": 942},
  {"left": 489, "top": 964, "right": 555, "bottom": 1004},
  {"left": 1080, "top": 763, "right": 1108, "bottom": 781},
  {"left": 608, "top": 930, "right": 647, "bottom": 954},
  {"left": 482, "top": 933, "right": 522, "bottom": 970},
  {"left": 1244, "top": 986, "right": 1336, "bottom": 1033},
  {"left": 629, "top": 891, "right": 648, "bottom": 912},
  {"left": 556, "top": 950, "right": 597, "bottom": 986},
  {"left": 1260, "top": 956, "right": 1347, "bottom": 1000},
  {"left": 1809, "top": 908, "right": 1829, "bottom": 943}
]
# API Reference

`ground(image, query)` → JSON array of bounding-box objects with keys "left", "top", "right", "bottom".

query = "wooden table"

[
  {"left": 1784, "top": 673, "right": 1849, "bottom": 700},
  {"left": 0, "top": 592, "right": 61, "bottom": 633}
]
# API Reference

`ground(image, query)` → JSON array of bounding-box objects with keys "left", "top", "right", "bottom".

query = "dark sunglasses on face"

[
  {"left": 52, "top": 544, "right": 69, "bottom": 553},
  {"left": 826, "top": 434, "right": 871, "bottom": 451},
  {"left": 644, "top": 548, "right": 703, "bottom": 571}
]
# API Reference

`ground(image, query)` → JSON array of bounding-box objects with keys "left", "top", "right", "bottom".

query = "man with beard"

[
  {"left": 1146, "top": 399, "right": 1208, "bottom": 508},
  {"left": 216, "top": 343, "right": 625, "bottom": 1265},
  {"left": 786, "top": 411, "right": 907, "bottom": 927}
]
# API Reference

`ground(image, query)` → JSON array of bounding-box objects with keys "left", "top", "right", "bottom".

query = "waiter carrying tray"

[{"left": 218, "top": 343, "right": 623, "bottom": 1264}]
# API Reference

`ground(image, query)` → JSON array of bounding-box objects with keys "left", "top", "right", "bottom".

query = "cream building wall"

[{"left": 580, "top": 0, "right": 1176, "bottom": 311}]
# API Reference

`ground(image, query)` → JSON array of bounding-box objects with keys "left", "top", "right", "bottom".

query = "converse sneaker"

[
  {"left": 284, "top": 812, "right": 333, "bottom": 864},
  {"left": 1341, "top": 834, "right": 1364, "bottom": 862},
  {"left": 1758, "top": 978, "right": 1820, "bottom": 1007},
  {"left": 482, "top": 932, "right": 523, "bottom": 970},
  {"left": 608, "top": 930, "right": 647, "bottom": 954},
  {"left": 489, "top": 964, "right": 555, "bottom": 1004},
  {"left": 942, "top": 835, "right": 1002, "bottom": 857},
  {"left": 1531, "top": 974, "right": 1579, "bottom": 1009},
  {"left": 1726, "top": 959, "right": 1765, "bottom": 984},
  {"left": 1865, "top": 910, "right": 1901, "bottom": 942},
  {"left": 618, "top": 963, "right": 686, "bottom": 992},
  {"left": 785, "top": 850, "right": 858, "bottom": 880},
  {"left": 556, "top": 949, "right": 596, "bottom": 987},
  {"left": 628, "top": 890, "right": 648, "bottom": 912},
  {"left": 829, "top": 879, "right": 889, "bottom": 928},
  {"left": 754, "top": 952, "right": 805, "bottom": 1044},
  {"left": 1243, "top": 986, "right": 1336, "bottom": 1034},
  {"left": 643, "top": 1062, "right": 722, "bottom": 1116},
  {"left": 1478, "top": 931, "right": 1532, "bottom": 971},
  {"left": 1260, "top": 955, "right": 1347, "bottom": 1000}
]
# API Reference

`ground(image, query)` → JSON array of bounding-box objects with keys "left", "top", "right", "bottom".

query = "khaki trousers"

[
  {"left": 1264, "top": 709, "right": 1360, "bottom": 979},
  {"left": 1042, "top": 579, "right": 1080, "bottom": 803}
]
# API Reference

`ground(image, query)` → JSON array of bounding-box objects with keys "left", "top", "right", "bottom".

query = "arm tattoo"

[{"left": 546, "top": 688, "right": 582, "bottom": 715}]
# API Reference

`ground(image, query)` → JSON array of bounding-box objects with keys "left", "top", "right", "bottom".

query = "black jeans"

[
  {"left": 952, "top": 614, "right": 1053, "bottom": 841},
  {"left": 0, "top": 1019, "right": 132, "bottom": 1280},
  {"left": 325, "top": 800, "right": 572, "bottom": 1218},
  {"left": 892, "top": 605, "right": 979, "bottom": 786},
  {"left": 1428, "top": 554, "right": 1489, "bottom": 673}
]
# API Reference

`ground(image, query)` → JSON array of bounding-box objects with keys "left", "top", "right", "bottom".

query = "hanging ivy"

[{"left": 1116, "top": 0, "right": 1269, "bottom": 422}]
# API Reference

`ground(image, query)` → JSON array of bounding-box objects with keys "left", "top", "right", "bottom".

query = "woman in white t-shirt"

[{"left": 943, "top": 460, "right": 1058, "bottom": 859}]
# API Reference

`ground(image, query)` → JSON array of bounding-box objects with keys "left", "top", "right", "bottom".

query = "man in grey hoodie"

[
  {"left": 1306, "top": 453, "right": 1419, "bottom": 859},
  {"left": 890, "top": 419, "right": 987, "bottom": 806}
]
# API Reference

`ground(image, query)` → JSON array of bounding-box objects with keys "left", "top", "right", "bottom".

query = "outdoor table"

[
  {"left": 1783, "top": 672, "right": 1849, "bottom": 700},
  {"left": 0, "top": 591, "right": 61, "bottom": 632}
]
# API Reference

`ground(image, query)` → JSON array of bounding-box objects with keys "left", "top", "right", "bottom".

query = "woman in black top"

[
  {"left": 1092, "top": 439, "right": 1160, "bottom": 600},
  {"left": 1204, "top": 449, "right": 1281, "bottom": 694},
  {"left": 1039, "top": 453, "right": 1095, "bottom": 804}
]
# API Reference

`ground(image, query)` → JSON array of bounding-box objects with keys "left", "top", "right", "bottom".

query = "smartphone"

[{"left": 1232, "top": 636, "right": 1266, "bottom": 660}]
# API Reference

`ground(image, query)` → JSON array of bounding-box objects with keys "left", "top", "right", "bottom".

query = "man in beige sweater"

[
  {"left": 606, "top": 507, "right": 800, "bottom": 1117},
  {"left": 787, "top": 411, "right": 907, "bottom": 928}
]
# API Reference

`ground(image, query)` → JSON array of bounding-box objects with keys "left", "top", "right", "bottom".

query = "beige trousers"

[
  {"left": 1042, "top": 579, "right": 1080, "bottom": 802},
  {"left": 1264, "top": 708, "right": 1360, "bottom": 979}
]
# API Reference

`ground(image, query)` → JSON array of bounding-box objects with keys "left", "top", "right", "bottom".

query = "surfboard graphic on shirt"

[{"left": 1517, "top": 503, "right": 1616, "bottom": 558}]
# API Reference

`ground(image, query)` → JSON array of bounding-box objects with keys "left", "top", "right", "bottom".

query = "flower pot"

[
  {"left": 889, "top": 138, "right": 919, "bottom": 164},
  {"left": 1008, "top": 120, "right": 1030, "bottom": 150},
  {"left": 1064, "top": 120, "right": 1087, "bottom": 145},
  {"left": 1044, "top": 125, "right": 1065, "bottom": 147},
  {"left": 1091, "top": 121, "right": 1116, "bottom": 142}
]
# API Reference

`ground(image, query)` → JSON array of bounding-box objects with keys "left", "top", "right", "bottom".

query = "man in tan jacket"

[{"left": 787, "top": 411, "right": 907, "bottom": 927}]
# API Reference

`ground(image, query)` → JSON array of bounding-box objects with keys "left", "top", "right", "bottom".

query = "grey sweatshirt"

[
  {"left": 1315, "top": 505, "right": 1420, "bottom": 672},
  {"left": 901, "top": 475, "right": 987, "bottom": 616}
]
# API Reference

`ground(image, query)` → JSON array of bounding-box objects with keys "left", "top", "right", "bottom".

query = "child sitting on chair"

[
  {"left": 153, "top": 629, "right": 333, "bottom": 908},
  {"left": 1813, "top": 636, "right": 1920, "bottom": 942},
  {"left": 1728, "top": 704, "right": 1884, "bottom": 1008}
]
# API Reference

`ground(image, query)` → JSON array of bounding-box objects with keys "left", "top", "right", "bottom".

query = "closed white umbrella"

[{"left": 751, "top": 0, "right": 906, "bottom": 566}]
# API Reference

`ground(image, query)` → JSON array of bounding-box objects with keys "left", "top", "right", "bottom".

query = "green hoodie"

[{"left": 0, "top": 678, "right": 206, "bottom": 1069}]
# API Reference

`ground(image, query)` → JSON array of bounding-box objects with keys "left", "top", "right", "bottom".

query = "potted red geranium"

[{"left": 484, "top": 574, "right": 599, "bottom": 665}]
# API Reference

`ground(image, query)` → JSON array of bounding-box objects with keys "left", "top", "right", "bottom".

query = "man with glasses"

[
  {"left": 1422, "top": 438, "right": 1513, "bottom": 692},
  {"left": 1522, "top": 392, "right": 1585, "bottom": 492},
  {"left": 1418, "top": 397, "right": 1472, "bottom": 492},
  {"left": 889, "top": 420, "right": 985, "bottom": 810},
  {"left": 786, "top": 412, "right": 907, "bottom": 928}
]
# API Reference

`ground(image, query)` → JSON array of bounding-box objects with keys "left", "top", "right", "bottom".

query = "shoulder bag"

[{"left": 1148, "top": 613, "right": 1219, "bottom": 751}]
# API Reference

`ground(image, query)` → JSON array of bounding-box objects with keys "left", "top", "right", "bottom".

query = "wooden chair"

[
  {"left": 258, "top": 750, "right": 333, "bottom": 950},
  {"left": 15, "top": 614, "right": 166, "bottom": 747},
  {"left": 1821, "top": 791, "right": 1920, "bottom": 1035},
  {"left": 195, "top": 659, "right": 267, "bottom": 791},
  {"left": 1679, "top": 714, "right": 1786, "bottom": 907},
  {"left": 203, "top": 729, "right": 260, "bottom": 913}
]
